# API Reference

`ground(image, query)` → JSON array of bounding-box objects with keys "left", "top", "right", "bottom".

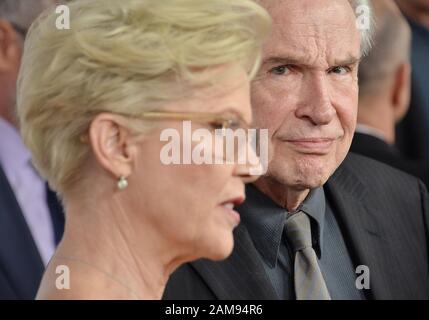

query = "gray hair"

[{"left": 349, "top": 0, "right": 375, "bottom": 56}]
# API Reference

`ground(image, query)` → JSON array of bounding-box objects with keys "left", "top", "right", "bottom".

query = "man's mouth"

[{"left": 282, "top": 138, "right": 337, "bottom": 154}]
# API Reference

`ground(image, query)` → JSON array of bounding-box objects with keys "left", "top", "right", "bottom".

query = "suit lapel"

[
  {"left": 325, "top": 158, "right": 395, "bottom": 299},
  {"left": 0, "top": 165, "right": 44, "bottom": 299},
  {"left": 190, "top": 224, "right": 278, "bottom": 299}
]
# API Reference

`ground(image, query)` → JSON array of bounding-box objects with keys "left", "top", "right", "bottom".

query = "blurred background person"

[
  {"left": 395, "top": 0, "right": 429, "bottom": 160},
  {"left": 0, "top": 0, "right": 64, "bottom": 300},
  {"left": 17, "top": 0, "right": 270, "bottom": 299},
  {"left": 352, "top": 0, "right": 429, "bottom": 187}
]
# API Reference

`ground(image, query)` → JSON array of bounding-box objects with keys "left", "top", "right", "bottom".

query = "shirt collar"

[
  {"left": 237, "top": 184, "right": 326, "bottom": 268},
  {"left": 0, "top": 118, "right": 32, "bottom": 173}
]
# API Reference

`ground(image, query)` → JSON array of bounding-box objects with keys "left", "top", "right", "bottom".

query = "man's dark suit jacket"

[
  {"left": 163, "top": 153, "right": 429, "bottom": 300},
  {"left": 351, "top": 132, "right": 429, "bottom": 187},
  {"left": 0, "top": 165, "right": 64, "bottom": 299}
]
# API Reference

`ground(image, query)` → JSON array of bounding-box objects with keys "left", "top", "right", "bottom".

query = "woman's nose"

[{"left": 234, "top": 145, "right": 261, "bottom": 184}]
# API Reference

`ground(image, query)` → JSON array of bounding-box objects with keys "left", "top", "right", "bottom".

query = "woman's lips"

[
  {"left": 221, "top": 204, "right": 241, "bottom": 225},
  {"left": 220, "top": 197, "right": 244, "bottom": 226}
]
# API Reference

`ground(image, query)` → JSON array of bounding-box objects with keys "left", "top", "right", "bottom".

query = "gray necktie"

[{"left": 284, "top": 211, "right": 331, "bottom": 300}]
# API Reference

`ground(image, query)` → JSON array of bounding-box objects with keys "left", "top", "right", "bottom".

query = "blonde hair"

[{"left": 17, "top": 0, "right": 271, "bottom": 195}]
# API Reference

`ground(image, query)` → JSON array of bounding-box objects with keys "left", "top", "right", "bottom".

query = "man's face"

[{"left": 252, "top": 0, "right": 361, "bottom": 191}]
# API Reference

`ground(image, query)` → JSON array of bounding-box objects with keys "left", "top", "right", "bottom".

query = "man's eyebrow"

[
  {"left": 262, "top": 55, "right": 362, "bottom": 67},
  {"left": 333, "top": 56, "right": 361, "bottom": 66},
  {"left": 262, "top": 56, "right": 303, "bottom": 66}
]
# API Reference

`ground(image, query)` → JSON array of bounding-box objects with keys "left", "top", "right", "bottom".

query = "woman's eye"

[
  {"left": 330, "top": 66, "right": 350, "bottom": 75},
  {"left": 226, "top": 120, "right": 242, "bottom": 131},
  {"left": 269, "top": 65, "right": 291, "bottom": 75},
  {"left": 209, "top": 121, "right": 227, "bottom": 131},
  {"left": 210, "top": 119, "right": 241, "bottom": 131}
]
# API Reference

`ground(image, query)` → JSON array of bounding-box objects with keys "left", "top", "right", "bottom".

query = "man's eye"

[
  {"left": 269, "top": 65, "right": 291, "bottom": 75},
  {"left": 330, "top": 66, "right": 350, "bottom": 75}
]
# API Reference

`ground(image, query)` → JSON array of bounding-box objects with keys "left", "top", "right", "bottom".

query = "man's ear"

[
  {"left": 0, "top": 19, "right": 22, "bottom": 72},
  {"left": 391, "top": 61, "right": 411, "bottom": 123},
  {"left": 88, "top": 113, "right": 138, "bottom": 180}
]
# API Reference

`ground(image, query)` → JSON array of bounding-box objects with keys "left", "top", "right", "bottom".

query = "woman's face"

[{"left": 127, "top": 68, "right": 258, "bottom": 262}]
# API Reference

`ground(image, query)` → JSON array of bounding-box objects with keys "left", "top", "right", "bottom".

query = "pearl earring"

[{"left": 117, "top": 176, "right": 128, "bottom": 190}]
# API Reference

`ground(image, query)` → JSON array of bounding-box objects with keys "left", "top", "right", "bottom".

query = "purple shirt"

[{"left": 0, "top": 118, "right": 55, "bottom": 265}]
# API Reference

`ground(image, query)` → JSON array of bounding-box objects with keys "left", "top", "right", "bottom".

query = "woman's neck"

[{"left": 39, "top": 200, "right": 184, "bottom": 300}]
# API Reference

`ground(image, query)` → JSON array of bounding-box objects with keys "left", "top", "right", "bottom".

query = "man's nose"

[{"left": 295, "top": 74, "right": 336, "bottom": 125}]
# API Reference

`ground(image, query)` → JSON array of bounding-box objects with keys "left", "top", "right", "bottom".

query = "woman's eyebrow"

[{"left": 221, "top": 108, "right": 252, "bottom": 126}]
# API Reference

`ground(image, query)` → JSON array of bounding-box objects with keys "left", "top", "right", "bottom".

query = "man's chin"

[
  {"left": 260, "top": 169, "right": 329, "bottom": 191},
  {"left": 287, "top": 161, "right": 332, "bottom": 187},
  {"left": 289, "top": 178, "right": 327, "bottom": 191}
]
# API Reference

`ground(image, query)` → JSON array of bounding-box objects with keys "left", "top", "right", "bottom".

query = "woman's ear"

[{"left": 88, "top": 113, "right": 138, "bottom": 179}]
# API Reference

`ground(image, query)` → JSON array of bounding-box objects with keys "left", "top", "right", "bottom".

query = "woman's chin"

[{"left": 202, "top": 235, "right": 235, "bottom": 262}]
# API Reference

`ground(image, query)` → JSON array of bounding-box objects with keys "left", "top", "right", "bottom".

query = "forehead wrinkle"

[
  {"left": 268, "top": 0, "right": 359, "bottom": 44},
  {"left": 267, "top": 34, "right": 328, "bottom": 69},
  {"left": 262, "top": 0, "right": 361, "bottom": 71},
  {"left": 267, "top": 25, "right": 359, "bottom": 69}
]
